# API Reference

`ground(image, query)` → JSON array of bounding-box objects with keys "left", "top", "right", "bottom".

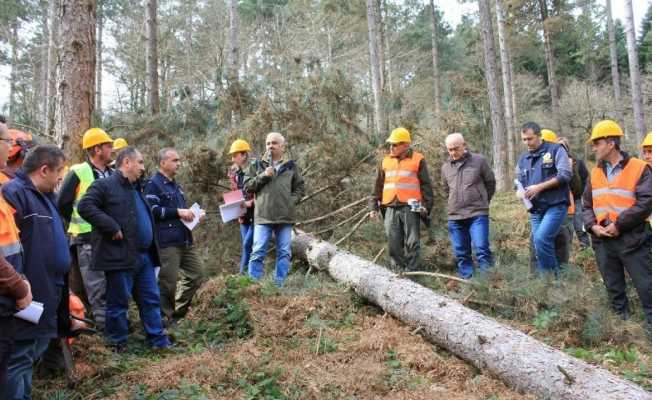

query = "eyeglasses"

[{"left": 0, "top": 138, "right": 13, "bottom": 145}]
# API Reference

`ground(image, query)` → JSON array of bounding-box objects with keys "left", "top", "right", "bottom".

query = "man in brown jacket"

[{"left": 441, "top": 133, "right": 496, "bottom": 279}]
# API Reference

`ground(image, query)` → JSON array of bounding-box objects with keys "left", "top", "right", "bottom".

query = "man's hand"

[
  {"left": 178, "top": 208, "right": 195, "bottom": 222},
  {"left": 16, "top": 280, "right": 32, "bottom": 310},
  {"left": 264, "top": 167, "right": 275, "bottom": 177},
  {"left": 112, "top": 230, "right": 124, "bottom": 240},
  {"left": 604, "top": 223, "right": 620, "bottom": 237},
  {"left": 523, "top": 183, "right": 543, "bottom": 200},
  {"left": 591, "top": 224, "right": 612, "bottom": 238},
  {"left": 244, "top": 199, "right": 254, "bottom": 208},
  {"left": 369, "top": 210, "right": 378, "bottom": 219}
]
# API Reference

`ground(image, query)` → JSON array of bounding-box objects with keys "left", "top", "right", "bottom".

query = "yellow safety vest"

[{"left": 68, "top": 162, "right": 95, "bottom": 235}]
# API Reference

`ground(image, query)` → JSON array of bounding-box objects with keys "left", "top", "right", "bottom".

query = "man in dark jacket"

[
  {"left": 78, "top": 147, "right": 170, "bottom": 352},
  {"left": 441, "top": 133, "right": 496, "bottom": 279},
  {"left": 244, "top": 132, "right": 305, "bottom": 286},
  {"left": 517, "top": 122, "right": 572, "bottom": 276},
  {"left": 3, "top": 145, "right": 70, "bottom": 400},
  {"left": 583, "top": 120, "right": 652, "bottom": 335},
  {"left": 144, "top": 148, "right": 203, "bottom": 325}
]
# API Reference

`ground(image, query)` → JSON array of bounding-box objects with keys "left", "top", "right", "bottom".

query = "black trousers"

[
  {"left": 0, "top": 316, "right": 16, "bottom": 400},
  {"left": 594, "top": 236, "right": 652, "bottom": 325}
]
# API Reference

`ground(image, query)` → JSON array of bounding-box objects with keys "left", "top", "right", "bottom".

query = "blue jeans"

[
  {"left": 530, "top": 204, "right": 568, "bottom": 274},
  {"left": 105, "top": 253, "right": 170, "bottom": 348},
  {"left": 239, "top": 223, "right": 254, "bottom": 275},
  {"left": 248, "top": 224, "right": 292, "bottom": 286},
  {"left": 447, "top": 215, "right": 493, "bottom": 279},
  {"left": 6, "top": 338, "right": 50, "bottom": 400}
]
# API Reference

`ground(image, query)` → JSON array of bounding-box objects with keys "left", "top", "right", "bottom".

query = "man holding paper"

[
  {"left": 516, "top": 122, "right": 572, "bottom": 276},
  {"left": 144, "top": 148, "right": 204, "bottom": 325},
  {"left": 244, "top": 132, "right": 305, "bottom": 286}
]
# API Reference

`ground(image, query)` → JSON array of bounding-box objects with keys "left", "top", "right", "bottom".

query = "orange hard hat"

[{"left": 7, "top": 129, "right": 33, "bottom": 161}]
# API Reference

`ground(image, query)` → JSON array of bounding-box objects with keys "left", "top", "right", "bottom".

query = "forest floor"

[{"left": 32, "top": 193, "right": 651, "bottom": 400}]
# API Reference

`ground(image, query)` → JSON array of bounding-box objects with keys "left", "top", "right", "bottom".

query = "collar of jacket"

[
  {"left": 14, "top": 169, "right": 55, "bottom": 202},
  {"left": 526, "top": 141, "right": 553, "bottom": 158},
  {"left": 155, "top": 170, "right": 176, "bottom": 185},
  {"left": 598, "top": 151, "right": 630, "bottom": 172},
  {"left": 114, "top": 170, "right": 136, "bottom": 187}
]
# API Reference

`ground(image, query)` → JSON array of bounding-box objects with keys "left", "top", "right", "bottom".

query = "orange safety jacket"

[
  {"left": 381, "top": 151, "right": 424, "bottom": 205},
  {"left": 0, "top": 193, "right": 21, "bottom": 259},
  {"left": 591, "top": 157, "right": 647, "bottom": 225}
]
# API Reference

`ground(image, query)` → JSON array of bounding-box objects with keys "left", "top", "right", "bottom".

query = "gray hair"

[
  {"left": 158, "top": 147, "right": 177, "bottom": 165},
  {"left": 116, "top": 146, "right": 139, "bottom": 168},
  {"left": 266, "top": 132, "right": 285, "bottom": 145},
  {"left": 445, "top": 133, "right": 465, "bottom": 146}
]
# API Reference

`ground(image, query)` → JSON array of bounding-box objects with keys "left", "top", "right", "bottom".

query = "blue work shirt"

[{"left": 133, "top": 188, "right": 154, "bottom": 250}]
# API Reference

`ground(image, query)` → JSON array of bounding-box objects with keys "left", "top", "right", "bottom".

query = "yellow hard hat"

[
  {"left": 642, "top": 133, "right": 652, "bottom": 148},
  {"left": 541, "top": 129, "right": 558, "bottom": 143},
  {"left": 587, "top": 120, "right": 624, "bottom": 143},
  {"left": 229, "top": 139, "right": 252, "bottom": 155},
  {"left": 386, "top": 127, "right": 411, "bottom": 144},
  {"left": 113, "top": 138, "right": 128, "bottom": 151},
  {"left": 82, "top": 128, "right": 113, "bottom": 149}
]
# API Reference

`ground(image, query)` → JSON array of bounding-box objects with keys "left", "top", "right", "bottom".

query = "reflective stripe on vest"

[
  {"left": 381, "top": 151, "right": 424, "bottom": 205},
  {"left": 0, "top": 194, "right": 21, "bottom": 258},
  {"left": 590, "top": 157, "right": 647, "bottom": 225},
  {"left": 68, "top": 162, "right": 95, "bottom": 235}
]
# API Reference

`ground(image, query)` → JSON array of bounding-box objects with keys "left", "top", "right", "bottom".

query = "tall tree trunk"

[
  {"left": 606, "top": 0, "right": 625, "bottom": 130},
  {"left": 495, "top": 0, "right": 515, "bottom": 172},
  {"left": 291, "top": 231, "right": 652, "bottom": 400},
  {"left": 429, "top": 0, "right": 442, "bottom": 124},
  {"left": 9, "top": 22, "right": 18, "bottom": 122},
  {"left": 45, "top": 0, "right": 59, "bottom": 138},
  {"left": 624, "top": 0, "right": 646, "bottom": 145},
  {"left": 375, "top": 0, "right": 386, "bottom": 93},
  {"left": 478, "top": 0, "right": 507, "bottom": 190},
  {"left": 54, "top": 0, "right": 95, "bottom": 160},
  {"left": 366, "top": 0, "right": 385, "bottom": 140},
  {"left": 228, "top": 0, "right": 240, "bottom": 123},
  {"left": 509, "top": 58, "right": 519, "bottom": 167},
  {"left": 145, "top": 0, "right": 160, "bottom": 115},
  {"left": 383, "top": 0, "right": 393, "bottom": 95},
  {"left": 96, "top": 0, "right": 103, "bottom": 118},
  {"left": 538, "top": 0, "right": 562, "bottom": 134},
  {"left": 40, "top": 0, "right": 49, "bottom": 129}
]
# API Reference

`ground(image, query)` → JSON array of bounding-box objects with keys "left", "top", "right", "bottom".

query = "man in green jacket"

[{"left": 244, "top": 132, "right": 305, "bottom": 286}]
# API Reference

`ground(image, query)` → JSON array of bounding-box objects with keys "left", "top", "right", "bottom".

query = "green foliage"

[
  {"left": 237, "top": 367, "right": 287, "bottom": 400},
  {"left": 131, "top": 382, "right": 209, "bottom": 400},
  {"left": 532, "top": 310, "right": 558, "bottom": 330}
]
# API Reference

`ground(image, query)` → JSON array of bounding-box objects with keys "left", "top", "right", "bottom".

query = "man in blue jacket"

[
  {"left": 144, "top": 148, "right": 203, "bottom": 326},
  {"left": 517, "top": 122, "right": 572, "bottom": 276},
  {"left": 78, "top": 147, "right": 170, "bottom": 352},
  {"left": 3, "top": 145, "right": 70, "bottom": 400}
]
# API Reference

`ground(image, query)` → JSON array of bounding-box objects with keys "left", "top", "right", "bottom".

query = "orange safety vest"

[
  {"left": 381, "top": 151, "right": 424, "bottom": 205},
  {"left": 0, "top": 193, "right": 21, "bottom": 259},
  {"left": 0, "top": 172, "right": 11, "bottom": 185},
  {"left": 591, "top": 157, "right": 647, "bottom": 225}
]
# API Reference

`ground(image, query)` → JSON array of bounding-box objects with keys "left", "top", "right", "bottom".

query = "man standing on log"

[
  {"left": 244, "top": 132, "right": 305, "bottom": 286},
  {"left": 517, "top": 122, "right": 572, "bottom": 276},
  {"left": 583, "top": 120, "right": 652, "bottom": 335},
  {"left": 441, "top": 133, "right": 495, "bottom": 279},
  {"left": 370, "top": 127, "right": 433, "bottom": 272}
]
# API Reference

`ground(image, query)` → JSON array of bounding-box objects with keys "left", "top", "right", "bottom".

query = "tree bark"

[
  {"left": 40, "top": 0, "right": 49, "bottom": 129},
  {"left": 366, "top": 0, "right": 385, "bottom": 140},
  {"left": 495, "top": 0, "right": 515, "bottom": 172},
  {"left": 45, "top": 0, "right": 59, "bottom": 138},
  {"left": 145, "top": 0, "right": 160, "bottom": 115},
  {"left": 383, "top": 0, "right": 392, "bottom": 95},
  {"left": 227, "top": 0, "right": 239, "bottom": 84},
  {"left": 539, "top": 0, "right": 562, "bottom": 134},
  {"left": 606, "top": 0, "right": 625, "bottom": 130},
  {"left": 9, "top": 21, "right": 18, "bottom": 122},
  {"left": 375, "top": 0, "right": 386, "bottom": 93},
  {"left": 478, "top": 0, "right": 507, "bottom": 190},
  {"left": 429, "top": 0, "right": 442, "bottom": 124},
  {"left": 53, "top": 0, "right": 95, "bottom": 160},
  {"left": 96, "top": 0, "right": 103, "bottom": 118},
  {"left": 624, "top": 0, "right": 646, "bottom": 145},
  {"left": 291, "top": 230, "right": 652, "bottom": 400}
]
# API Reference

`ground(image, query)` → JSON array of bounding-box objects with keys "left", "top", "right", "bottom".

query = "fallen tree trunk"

[{"left": 291, "top": 230, "right": 651, "bottom": 400}]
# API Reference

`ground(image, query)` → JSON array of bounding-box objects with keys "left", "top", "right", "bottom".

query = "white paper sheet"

[
  {"left": 14, "top": 301, "right": 44, "bottom": 324},
  {"left": 219, "top": 200, "right": 245, "bottom": 223},
  {"left": 182, "top": 203, "right": 206, "bottom": 231}
]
